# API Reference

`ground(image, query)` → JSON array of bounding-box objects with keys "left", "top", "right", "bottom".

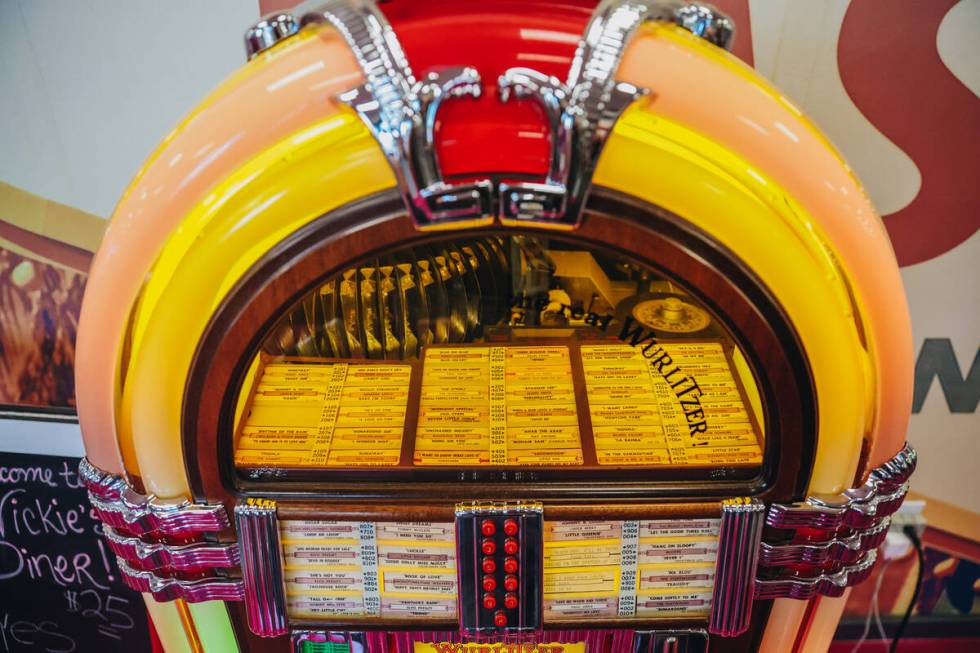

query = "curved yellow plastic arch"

[
  {"left": 120, "top": 112, "right": 394, "bottom": 498},
  {"left": 121, "top": 106, "right": 867, "bottom": 500},
  {"left": 621, "top": 24, "right": 912, "bottom": 472},
  {"left": 596, "top": 108, "right": 868, "bottom": 494}
]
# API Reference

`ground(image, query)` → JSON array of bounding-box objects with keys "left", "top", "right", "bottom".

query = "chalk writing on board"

[{"left": 0, "top": 451, "right": 149, "bottom": 652}]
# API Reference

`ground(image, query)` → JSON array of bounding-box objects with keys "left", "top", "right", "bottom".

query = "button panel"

[{"left": 455, "top": 502, "right": 543, "bottom": 634}]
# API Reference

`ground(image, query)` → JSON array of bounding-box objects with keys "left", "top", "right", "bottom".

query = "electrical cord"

[
  {"left": 851, "top": 556, "right": 891, "bottom": 652},
  {"left": 889, "top": 525, "right": 924, "bottom": 653}
]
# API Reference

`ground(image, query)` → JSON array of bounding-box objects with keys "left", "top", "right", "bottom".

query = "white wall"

[{"left": 0, "top": 0, "right": 260, "bottom": 218}]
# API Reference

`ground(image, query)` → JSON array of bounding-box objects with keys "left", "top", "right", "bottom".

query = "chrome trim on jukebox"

[
  {"left": 103, "top": 527, "right": 240, "bottom": 571},
  {"left": 495, "top": 0, "right": 735, "bottom": 228},
  {"left": 236, "top": 498, "right": 288, "bottom": 638},
  {"left": 78, "top": 456, "right": 127, "bottom": 500},
  {"left": 708, "top": 498, "right": 765, "bottom": 638},
  {"left": 758, "top": 517, "right": 890, "bottom": 568},
  {"left": 118, "top": 559, "right": 245, "bottom": 602},
  {"left": 80, "top": 458, "right": 230, "bottom": 536},
  {"left": 245, "top": 12, "right": 301, "bottom": 59},
  {"left": 632, "top": 629, "right": 709, "bottom": 653},
  {"left": 767, "top": 444, "right": 916, "bottom": 531},
  {"left": 498, "top": 1, "right": 648, "bottom": 228},
  {"left": 88, "top": 487, "right": 230, "bottom": 536},
  {"left": 454, "top": 501, "right": 545, "bottom": 516},
  {"left": 673, "top": 3, "right": 735, "bottom": 51},
  {"left": 753, "top": 550, "right": 878, "bottom": 600},
  {"left": 304, "top": 0, "right": 491, "bottom": 228}
]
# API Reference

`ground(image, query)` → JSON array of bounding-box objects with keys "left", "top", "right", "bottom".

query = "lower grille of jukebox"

[{"left": 291, "top": 630, "right": 709, "bottom": 653}]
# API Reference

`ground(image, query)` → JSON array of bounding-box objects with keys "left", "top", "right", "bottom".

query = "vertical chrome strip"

[
  {"left": 708, "top": 498, "right": 765, "bottom": 637},
  {"left": 235, "top": 499, "right": 288, "bottom": 637}
]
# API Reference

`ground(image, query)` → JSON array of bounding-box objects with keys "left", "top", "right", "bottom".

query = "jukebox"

[{"left": 74, "top": 1, "right": 917, "bottom": 651}]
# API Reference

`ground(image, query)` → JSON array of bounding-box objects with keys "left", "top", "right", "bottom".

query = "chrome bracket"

[
  {"left": 287, "top": 1, "right": 736, "bottom": 231},
  {"left": 300, "top": 0, "right": 491, "bottom": 229},
  {"left": 236, "top": 498, "right": 288, "bottom": 638}
]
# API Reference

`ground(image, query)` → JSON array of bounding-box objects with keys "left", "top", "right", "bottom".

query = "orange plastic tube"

[
  {"left": 74, "top": 27, "right": 362, "bottom": 475},
  {"left": 618, "top": 25, "right": 913, "bottom": 472}
]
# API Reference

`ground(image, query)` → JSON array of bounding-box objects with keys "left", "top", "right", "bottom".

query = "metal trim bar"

[
  {"left": 754, "top": 550, "right": 878, "bottom": 600},
  {"left": 236, "top": 498, "right": 289, "bottom": 638},
  {"left": 708, "top": 498, "right": 765, "bottom": 637},
  {"left": 767, "top": 444, "right": 916, "bottom": 531},
  {"left": 118, "top": 560, "right": 245, "bottom": 602},
  {"left": 758, "top": 517, "right": 890, "bottom": 567},
  {"left": 80, "top": 458, "right": 230, "bottom": 537},
  {"left": 104, "top": 527, "right": 240, "bottom": 571}
]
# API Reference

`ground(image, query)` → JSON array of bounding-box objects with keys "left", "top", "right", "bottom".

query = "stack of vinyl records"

[{"left": 266, "top": 237, "right": 512, "bottom": 360}]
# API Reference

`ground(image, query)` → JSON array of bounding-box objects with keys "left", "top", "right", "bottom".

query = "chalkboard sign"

[{"left": 0, "top": 451, "right": 151, "bottom": 652}]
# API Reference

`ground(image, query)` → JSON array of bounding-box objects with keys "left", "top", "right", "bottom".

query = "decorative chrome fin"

[
  {"left": 708, "top": 498, "right": 765, "bottom": 638},
  {"left": 496, "top": 0, "right": 735, "bottom": 228},
  {"left": 118, "top": 560, "right": 245, "bottom": 603},
  {"left": 767, "top": 443, "right": 916, "bottom": 531},
  {"left": 758, "top": 517, "right": 890, "bottom": 567},
  {"left": 297, "top": 0, "right": 490, "bottom": 229},
  {"left": 104, "top": 527, "right": 240, "bottom": 571},
  {"left": 497, "top": 1, "right": 649, "bottom": 228},
  {"left": 236, "top": 498, "right": 288, "bottom": 638},
  {"left": 749, "top": 445, "right": 916, "bottom": 606},
  {"left": 80, "top": 458, "right": 244, "bottom": 604},
  {"left": 88, "top": 486, "right": 230, "bottom": 537},
  {"left": 78, "top": 457, "right": 128, "bottom": 500},
  {"left": 79, "top": 458, "right": 229, "bottom": 537},
  {"left": 754, "top": 550, "right": 878, "bottom": 600}
]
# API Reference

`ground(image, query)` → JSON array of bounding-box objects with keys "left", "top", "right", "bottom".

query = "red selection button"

[
  {"left": 494, "top": 611, "right": 508, "bottom": 627},
  {"left": 482, "top": 557, "right": 496, "bottom": 573},
  {"left": 481, "top": 519, "right": 496, "bottom": 536},
  {"left": 483, "top": 593, "right": 497, "bottom": 609},
  {"left": 504, "top": 593, "right": 518, "bottom": 609},
  {"left": 503, "top": 537, "right": 518, "bottom": 555},
  {"left": 482, "top": 538, "right": 496, "bottom": 555},
  {"left": 503, "top": 557, "right": 518, "bottom": 574},
  {"left": 482, "top": 575, "right": 496, "bottom": 591},
  {"left": 504, "top": 575, "right": 518, "bottom": 591},
  {"left": 503, "top": 518, "right": 519, "bottom": 536}
]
